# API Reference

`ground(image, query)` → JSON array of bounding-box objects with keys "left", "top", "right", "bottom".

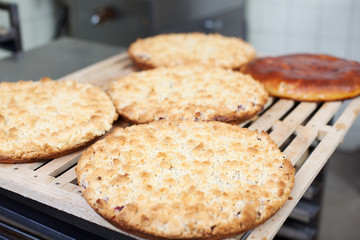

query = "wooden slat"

[
  {"left": 29, "top": 153, "right": 80, "bottom": 184},
  {"left": 249, "top": 99, "right": 294, "bottom": 131},
  {"left": 283, "top": 125, "right": 318, "bottom": 166},
  {"left": 77, "top": 58, "right": 133, "bottom": 81},
  {"left": 91, "top": 67, "right": 134, "bottom": 91},
  {"left": 61, "top": 182, "right": 78, "bottom": 192},
  {"left": 238, "top": 97, "right": 275, "bottom": 128},
  {"left": 34, "top": 151, "right": 81, "bottom": 177},
  {"left": 8, "top": 164, "right": 39, "bottom": 176},
  {"left": 0, "top": 168, "right": 140, "bottom": 240},
  {"left": 246, "top": 96, "right": 360, "bottom": 240},
  {"left": 332, "top": 97, "right": 360, "bottom": 133},
  {"left": 0, "top": 161, "right": 42, "bottom": 172},
  {"left": 248, "top": 129, "right": 340, "bottom": 239},
  {"left": 71, "top": 185, "right": 83, "bottom": 195},
  {"left": 48, "top": 165, "right": 77, "bottom": 188},
  {"left": 59, "top": 52, "right": 129, "bottom": 82},
  {"left": 269, "top": 102, "right": 317, "bottom": 146},
  {"left": 28, "top": 161, "right": 48, "bottom": 171},
  {"left": 0, "top": 162, "right": 25, "bottom": 170},
  {"left": 307, "top": 101, "right": 342, "bottom": 127},
  {"left": 60, "top": 52, "right": 134, "bottom": 91}
]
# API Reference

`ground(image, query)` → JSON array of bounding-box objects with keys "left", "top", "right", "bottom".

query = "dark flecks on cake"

[
  {"left": 136, "top": 54, "right": 151, "bottom": 61},
  {"left": 115, "top": 205, "right": 125, "bottom": 211},
  {"left": 81, "top": 180, "right": 87, "bottom": 189},
  {"left": 237, "top": 105, "right": 245, "bottom": 111}
]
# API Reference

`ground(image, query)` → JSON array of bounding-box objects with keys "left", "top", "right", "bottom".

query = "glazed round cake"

[
  {"left": 0, "top": 78, "right": 118, "bottom": 163},
  {"left": 128, "top": 33, "right": 256, "bottom": 70},
  {"left": 242, "top": 54, "right": 360, "bottom": 101},
  {"left": 108, "top": 66, "right": 268, "bottom": 124}
]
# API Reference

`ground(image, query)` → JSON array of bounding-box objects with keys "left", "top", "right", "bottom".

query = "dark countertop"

[{"left": 0, "top": 37, "right": 126, "bottom": 82}]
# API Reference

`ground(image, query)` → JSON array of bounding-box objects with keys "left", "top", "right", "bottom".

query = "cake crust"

[
  {"left": 242, "top": 54, "right": 360, "bottom": 101},
  {"left": 76, "top": 120, "right": 295, "bottom": 240},
  {"left": 128, "top": 33, "right": 256, "bottom": 70},
  {"left": 0, "top": 78, "right": 118, "bottom": 163},
  {"left": 108, "top": 66, "right": 268, "bottom": 124}
]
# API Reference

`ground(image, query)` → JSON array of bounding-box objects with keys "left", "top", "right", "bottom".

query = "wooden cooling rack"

[{"left": 1, "top": 52, "right": 359, "bottom": 240}]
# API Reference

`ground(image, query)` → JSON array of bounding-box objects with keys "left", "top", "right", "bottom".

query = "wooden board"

[{"left": 1, "top": 52, "right": 360, "bottom": 240}]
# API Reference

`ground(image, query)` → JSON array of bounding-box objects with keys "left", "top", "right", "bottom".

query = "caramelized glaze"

[{"left": 242, "top": 54, "right": 360, "bottom": 101}]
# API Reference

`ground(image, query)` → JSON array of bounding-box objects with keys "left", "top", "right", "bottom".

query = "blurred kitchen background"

[{"left": 0, "top": 0, "right": 359, "bottom": 239}]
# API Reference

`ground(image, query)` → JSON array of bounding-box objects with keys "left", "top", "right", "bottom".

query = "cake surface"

[
  {"left": 0, "top": 78, "right": 118, "bottom": 163},
  {"left": 108, "top": 66, "right": 268, "bottom": 124},
  {"left": 242, "top": 54, "right": 360, "bottom": 101},
  {"left": 128, "top": 33, "right": 256, "bottom": 70},
  {"left": 76, "top": 120, "right": 295, "bottom": 240}
]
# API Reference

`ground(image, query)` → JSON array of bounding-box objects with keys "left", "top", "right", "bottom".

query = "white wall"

[
  {"left": 0, "top": 0, "right": 57, "bottom": 58},
  {"left": 246, "top": 0, "right": 360, "bottom": 62}
]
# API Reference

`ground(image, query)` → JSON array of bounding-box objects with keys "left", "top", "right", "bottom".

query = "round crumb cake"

[
  {"left": 108, "top": 66, "right": 268, "bottom": 124},
  {"left": 128, "top": 33, "right": 256, "bottom": 70},
  {"left": 76, "top": 120, "right": 295, "bottom": 240},
  {"left": 0, "top": 78, "right": 118, "bottom": 163}
]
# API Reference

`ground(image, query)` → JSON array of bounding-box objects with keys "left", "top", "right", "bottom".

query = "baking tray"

[{"left": 1, "top": 52, "right": 359, "bottom": 240}]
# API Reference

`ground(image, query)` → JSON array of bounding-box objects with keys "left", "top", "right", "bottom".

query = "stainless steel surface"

[
  {"left": 0, "top": 37, "right": 125, "bottom": 82},
  {"left": 64, "top": 0, "right": 247, "bottom": 47}
]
